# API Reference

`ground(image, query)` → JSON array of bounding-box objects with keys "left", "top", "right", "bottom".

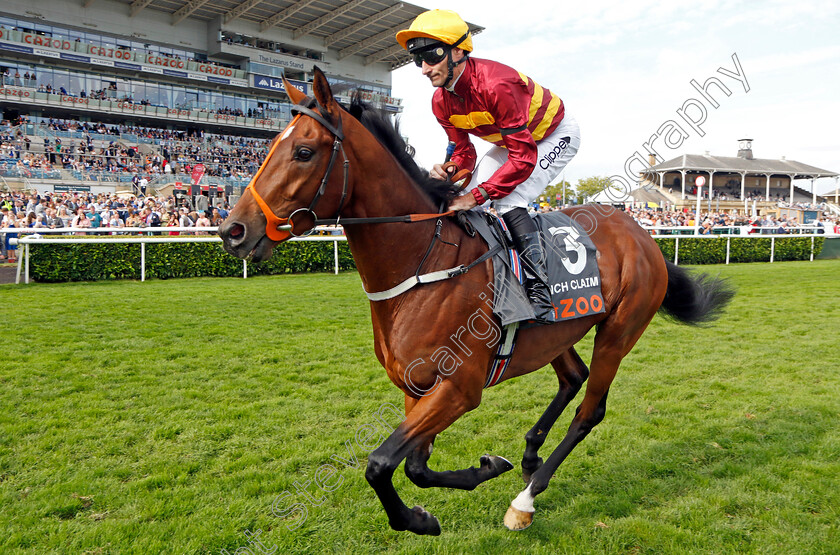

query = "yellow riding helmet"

[{"left": 396, "top": 9, "right": 473, "bottom": 52}]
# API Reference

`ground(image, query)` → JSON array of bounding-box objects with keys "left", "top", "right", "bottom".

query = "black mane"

[{"left": 346, "top": 94, "right": 459, "bottom": 206}]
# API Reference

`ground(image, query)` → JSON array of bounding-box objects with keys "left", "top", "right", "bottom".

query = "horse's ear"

[
  {"left": 312, "top": 66, "right": 339, "bottom": 119},
  {"left": 283, "top": 77, "right": 306, "bottom": 105}
]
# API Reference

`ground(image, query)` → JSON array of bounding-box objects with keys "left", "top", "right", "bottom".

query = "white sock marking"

[{"left": 511, "top": 483, "right": 535, "bottom": 513}]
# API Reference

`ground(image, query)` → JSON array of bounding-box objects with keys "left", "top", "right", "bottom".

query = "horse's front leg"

[
  {"left": 405, "top": 438, "right": 513, "bottom": 490},
  {"left": 365, "top": 381, "right": 478, "bottom": 535}
]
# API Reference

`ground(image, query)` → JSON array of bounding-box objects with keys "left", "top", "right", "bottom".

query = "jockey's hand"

[
  {"left": 430, "top": 163, "right": 449, "bottom": 181},
  {"left": 448, "top": 193, "right": 478, "bottom": 212}
]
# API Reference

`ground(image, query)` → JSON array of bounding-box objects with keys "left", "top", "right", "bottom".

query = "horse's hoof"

[
  {"left": 480, "top": 454, "right": 514, "bottom": 475},
  {"left": 408, "top": 505, "right": 441, "bottom": 536},
  {"left": 504, "top": 504, "right": 534, "bottom": 531}
]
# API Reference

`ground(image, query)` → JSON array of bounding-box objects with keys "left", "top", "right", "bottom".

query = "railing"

[
  {"left": 646, "top": 224, "right": 826, "bottom": 236},
  {"left": 825, "top": 203, "right": 840, "bottom": 218},
  {"left": 5, "top": 224, "right": 835, "bottom": 286},
  {"left": 0, "top": 162, "right": 253, "bottom": 188},
  {"left": 645, "top": 225, "right": 831, "bottom": 265},
  {"left": 0, "top": 85, "right": 284, "bottom": 131},
  {"left": 0, "top": 28, "right": 246, "bottom": 80},
  {"left": 0, "top": 170, "right": 37, "bottom": 191},
  {"left": 5, "top": 227, "right": 346, "bottom": 284}
]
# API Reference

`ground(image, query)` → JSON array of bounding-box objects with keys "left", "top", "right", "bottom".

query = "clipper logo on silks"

[{"left": 538, "top": 136, "right": 570, "bottom": 170}]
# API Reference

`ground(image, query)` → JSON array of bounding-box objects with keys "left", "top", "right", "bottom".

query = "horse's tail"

[{"left": 658, "top": 260, "right": 735, "bottom": 325}]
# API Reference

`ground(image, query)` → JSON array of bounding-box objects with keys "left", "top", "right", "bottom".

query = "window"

[
  {"left": 53, "top": 69, "right": 70, "bottom": 94},
  {"left": 185, "top": 91, "right": 198, "bottom": 110},
  {"left": 68, "top": 72, "right": 85, "bottom": 96}
]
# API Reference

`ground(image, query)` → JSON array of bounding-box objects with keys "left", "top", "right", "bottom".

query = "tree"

[
  {"left": 542, "top": 180, "right": 573, "bottom": 206},
  {"left": 575, "top": 176, "right": 617, "bottom": 204}
]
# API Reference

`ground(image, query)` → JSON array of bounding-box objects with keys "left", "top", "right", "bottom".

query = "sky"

[{"left": 390, "top": 0, "right": 840, "bottom": 194}]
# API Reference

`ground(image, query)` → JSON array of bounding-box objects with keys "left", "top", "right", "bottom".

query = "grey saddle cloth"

[{"left": 463, "top": 210, "right": 605, "bottom": 326}]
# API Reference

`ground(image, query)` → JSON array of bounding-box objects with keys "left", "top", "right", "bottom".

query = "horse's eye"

[{"left": 295, "top": 147, "right": 313, "bottom": 161}]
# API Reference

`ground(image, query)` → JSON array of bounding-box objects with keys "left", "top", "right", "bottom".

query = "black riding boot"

[{"left": 503, "top": 208, "right": 554, "bottom": 323}]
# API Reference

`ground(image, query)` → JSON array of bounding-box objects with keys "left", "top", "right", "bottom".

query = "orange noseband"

[{"left": 244, "top": 115, "right": 300, "bottom": 242}]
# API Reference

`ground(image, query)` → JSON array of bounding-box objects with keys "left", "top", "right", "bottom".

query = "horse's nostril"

[{"left": 229, "top": 223, "right": 245, "bottom": 239}]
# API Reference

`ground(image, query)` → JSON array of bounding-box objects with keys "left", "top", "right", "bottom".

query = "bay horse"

[{"left": 218, "top": 68, "right": 733, "bottom": 535}]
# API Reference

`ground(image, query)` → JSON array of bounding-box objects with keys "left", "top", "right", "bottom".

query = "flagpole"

[{"left": 562, "top": 170, "right": 566, "bottom": 207}]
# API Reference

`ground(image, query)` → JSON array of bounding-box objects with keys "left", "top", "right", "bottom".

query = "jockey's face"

[{"left": 421, "top": 48, "right": 465, "bottom": 87}]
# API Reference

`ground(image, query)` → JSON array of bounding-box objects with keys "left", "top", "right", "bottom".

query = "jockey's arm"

[
  {"left": 471, "top": 128, "right": 537, "bottom": 202},
  {"left": 432, "top": 108, "right": 475, "bottom": 181},
  {"left": 471, "top": 79, "right": 538, "bottom": 203}
]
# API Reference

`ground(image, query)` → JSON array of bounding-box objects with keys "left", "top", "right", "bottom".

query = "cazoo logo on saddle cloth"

[{"left": 535, "top": 213, "right": 605, "bottom": 322}]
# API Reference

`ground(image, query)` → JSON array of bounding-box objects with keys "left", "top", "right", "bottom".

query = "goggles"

[{"left": 412, "top": 46, "right": 448, "bottom": 67}]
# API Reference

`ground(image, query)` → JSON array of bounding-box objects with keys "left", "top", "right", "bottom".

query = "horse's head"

[{"left": 219, "top": 67, "right": 348, "bottom": 262}]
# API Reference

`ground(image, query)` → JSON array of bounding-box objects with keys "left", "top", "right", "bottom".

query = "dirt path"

[{"left": 0, "top": 265, "right": 19, "bottom": 284}]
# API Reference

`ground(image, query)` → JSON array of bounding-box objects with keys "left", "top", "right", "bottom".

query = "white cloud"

[
  {"left": 747, "top": 45, "right": 840, "bottom": 75},
  {"left": 391, "top": 0, "right": 840, "bottom": 189}
]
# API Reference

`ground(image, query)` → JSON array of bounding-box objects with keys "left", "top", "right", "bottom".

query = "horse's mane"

[{"left": 346, "top": 94, "right": 459, "bottom": 206}]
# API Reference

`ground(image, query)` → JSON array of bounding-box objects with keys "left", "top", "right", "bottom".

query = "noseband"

[{"left": 246, "top": 96, "right": 349, "bottom": 241}]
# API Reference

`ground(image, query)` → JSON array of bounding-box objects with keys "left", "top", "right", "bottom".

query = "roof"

[
  {"left": 648, "top": 153, "right": 837, "bottom": 178},
  {"left": 117, "top": 0, "right": 483, "bottom": 69}
]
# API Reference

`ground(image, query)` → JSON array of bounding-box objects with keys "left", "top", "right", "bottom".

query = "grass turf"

[{"left": 1, "top": 260, "right": 838, "bottom": 554}]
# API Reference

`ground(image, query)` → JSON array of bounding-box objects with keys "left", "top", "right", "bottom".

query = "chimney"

[
  {"left": 648, "top": 153, "right": 657, "bottom": 166},
  {"left": 737, "top": 138, "right": 754, "bottom": 160}
]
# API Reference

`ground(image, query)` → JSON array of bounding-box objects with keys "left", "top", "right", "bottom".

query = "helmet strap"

[{"left": 440, "top": 50, "right": 468, "bottom": 89}]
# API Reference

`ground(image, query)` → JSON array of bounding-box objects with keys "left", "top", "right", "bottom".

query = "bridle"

[
  {"left": 245, "top": 95, "right": 349, "bottom": 242},
  {"left": 245, "top": 95, "right": 465, "bottom": 243},
  {"left": 243, "top": 94, "right": 501, "bottom": 301}
]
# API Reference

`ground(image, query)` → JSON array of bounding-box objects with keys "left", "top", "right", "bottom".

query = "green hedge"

[
  {"left": 25, "top": 235, "right": 824, "bottom": 283},
  {"left": 29, "top": 240, "right": 355, "bottom": 282},
  {"left": 655, "top": 236, "right": 824, "bottom": 264}
]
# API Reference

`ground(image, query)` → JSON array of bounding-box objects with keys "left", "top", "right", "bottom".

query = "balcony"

[{"left": 0, "top": 84, "right": 286, "bottom": 132}]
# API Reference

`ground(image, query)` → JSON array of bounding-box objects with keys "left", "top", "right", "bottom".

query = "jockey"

[{"left": 396, "top": 9, "right": 581, "bottom": 322}]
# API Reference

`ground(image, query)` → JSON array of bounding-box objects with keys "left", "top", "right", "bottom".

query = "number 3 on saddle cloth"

[{"left": 461, "top": 211, "right": 606, "bottom": 388}]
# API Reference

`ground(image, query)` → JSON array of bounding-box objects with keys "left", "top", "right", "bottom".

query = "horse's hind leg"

[
  {"left": 504, "top": 354, "right": 616, "bottom": 531},
  {"left": 405, "top": 438, "right": 513, "bottom": 490},
  {"left": 521, "top": 347, "right": 589, "bottom": 483},
  {"left": 504, "top": 307, "right": 657, "bottom": 531}
]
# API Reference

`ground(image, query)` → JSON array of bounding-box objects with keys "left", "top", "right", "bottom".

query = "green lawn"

[{"left": 1, "top": 261, "right": 838, "bottom": 554}]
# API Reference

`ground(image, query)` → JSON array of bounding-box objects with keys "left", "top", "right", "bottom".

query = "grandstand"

[
  {"left": 638, "top": 139, "right": 839, "bottom": 217},
  {"left": 0, "top": 0, "right": 482, "bottom": 203}
]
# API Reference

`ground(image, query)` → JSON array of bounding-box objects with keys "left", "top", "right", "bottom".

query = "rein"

[{"left": 246, "top": 95, "right": 494, "bottom": 300}]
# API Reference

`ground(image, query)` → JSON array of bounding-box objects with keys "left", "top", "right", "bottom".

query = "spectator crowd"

[
  {"left": 0, "top": 190, "right": 230, "bottom": 261},
  {"left": 1, "top": 118, "right": 270, "bottom": 184},
  {"left": 621, "top": 207, "right": 839, "bottom": 236}
]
